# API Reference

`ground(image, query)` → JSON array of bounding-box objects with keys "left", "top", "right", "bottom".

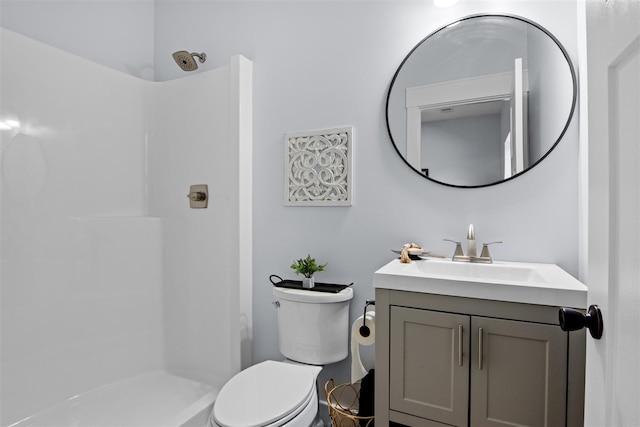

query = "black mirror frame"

[{"left": 385, "top": 13, "right": 578, "bottom": 189}]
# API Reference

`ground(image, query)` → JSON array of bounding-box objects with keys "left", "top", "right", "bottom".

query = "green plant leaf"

[{"left": 290, "top": 254, "right": 327, "bottom": 278}]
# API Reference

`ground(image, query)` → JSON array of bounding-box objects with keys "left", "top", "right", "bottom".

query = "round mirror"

[{"left": 386, "top": 14, "right": 577, "bottom": 188}]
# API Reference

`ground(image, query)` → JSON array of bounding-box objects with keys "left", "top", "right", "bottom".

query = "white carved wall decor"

[{"left": 284, "top": 127, "right": 352, "bottom": 206}]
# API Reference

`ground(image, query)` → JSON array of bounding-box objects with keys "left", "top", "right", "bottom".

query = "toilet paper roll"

[
  {"left": 350, "top": 311, "right": 376, "bottom": 383},
  {"left": 352, "top": 311, "right": 376, "bottom": 346}
]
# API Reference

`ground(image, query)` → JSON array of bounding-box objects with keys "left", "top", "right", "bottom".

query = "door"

[
  {"left": 470, "top": 317, "right": 567, "bottom": 427},
  {"left": 389, "top": 306, "right": 470, "bottom": 427},
  {"left": 582, "top": 0, "right": 640, "bottom": 425}
]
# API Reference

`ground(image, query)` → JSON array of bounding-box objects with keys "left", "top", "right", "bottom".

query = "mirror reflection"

[{"left": 386, "top": 15, "right": 576, "bottom": 188}]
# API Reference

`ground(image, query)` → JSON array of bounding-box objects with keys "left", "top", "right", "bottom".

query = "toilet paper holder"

[{"left": 359, "top": 300, "right": 375, "bottom": 338}]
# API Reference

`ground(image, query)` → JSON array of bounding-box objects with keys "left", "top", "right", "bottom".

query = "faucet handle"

[
  {"left": 443, "top": 239, "right": 464, "bottom": 259},
  {"left": 480, "top": 241, "right": 503, "bottom": 261}
]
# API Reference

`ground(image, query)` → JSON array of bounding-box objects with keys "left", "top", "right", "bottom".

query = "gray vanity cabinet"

[
  {"left": 376, "top": 289, "right": 586, "bottom": 427},
  {"left": 469, "top": 316, "right": 567, "bottom": 427},
  {"left": 390, "top": 307, "right": 470, "bottom": 426}
]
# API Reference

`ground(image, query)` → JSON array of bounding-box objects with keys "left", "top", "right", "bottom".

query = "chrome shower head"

[{"left": 172, "top": 51, "right": 207, "bottom": 72}]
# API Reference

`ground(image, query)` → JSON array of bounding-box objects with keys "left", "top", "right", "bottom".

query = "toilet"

[{"left": 210, "top": 286, "right": 354, "bottom": 427}]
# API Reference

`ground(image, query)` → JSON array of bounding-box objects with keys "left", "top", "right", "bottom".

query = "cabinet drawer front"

[
  {"left": 470, "top": 316, "right": 568, "bottom": 427},
  {"left": 390, "top": 306, "right": 470, "bottom": 427}
]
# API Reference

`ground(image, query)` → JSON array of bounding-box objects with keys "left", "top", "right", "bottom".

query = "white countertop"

[{"left": 373, "top": 258, "right": 587, "bottom": 308}]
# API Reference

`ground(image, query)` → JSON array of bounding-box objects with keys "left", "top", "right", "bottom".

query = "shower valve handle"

[
  {"left": 187, "top": 184, "right": 208, "bottom": 209},
  {"left": 188, "top": 191, "right": 206, "bottom": 202}
]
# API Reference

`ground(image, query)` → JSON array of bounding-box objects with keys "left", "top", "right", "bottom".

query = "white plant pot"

[{"left": 302, "top": 276, "right": 315, "bottom": 289}]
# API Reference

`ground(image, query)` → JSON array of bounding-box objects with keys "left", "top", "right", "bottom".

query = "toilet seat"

[{"left": 212, "top": 360, "right": 317, "bottom": 427}]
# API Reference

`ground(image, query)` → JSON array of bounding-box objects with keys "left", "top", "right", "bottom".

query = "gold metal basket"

[{"left": 324, "top": 379, "right": 375, "bottom": 427}]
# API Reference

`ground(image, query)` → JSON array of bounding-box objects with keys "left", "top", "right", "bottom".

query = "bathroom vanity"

[{"left": 373, "top": 258, "right": 587, "bottom": 427}]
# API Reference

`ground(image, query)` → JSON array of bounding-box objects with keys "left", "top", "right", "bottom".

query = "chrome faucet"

[{"left": 444, "top": 224, "right": 502, "bottom": 263}]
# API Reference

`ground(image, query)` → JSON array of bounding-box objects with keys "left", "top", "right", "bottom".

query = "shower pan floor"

[{"left": 9, "top": 371, "right": 218, "bottom": 427}]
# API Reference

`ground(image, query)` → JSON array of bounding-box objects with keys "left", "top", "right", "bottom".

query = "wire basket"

[{"left": 325, "top": 379, "right": 375, "bottom": 427}]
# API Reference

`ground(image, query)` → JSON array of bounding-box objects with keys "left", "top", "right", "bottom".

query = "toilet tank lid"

[
  {"left": 213, "top": 360, "right": 315, "bottom": 427},
  {"left": 272, "top": 286, "right": 353, "bottom": 303}
]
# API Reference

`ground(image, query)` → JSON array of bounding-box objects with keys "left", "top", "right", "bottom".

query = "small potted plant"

[{"left": 290, "top": 254, "right": 327, "bottom": 288}]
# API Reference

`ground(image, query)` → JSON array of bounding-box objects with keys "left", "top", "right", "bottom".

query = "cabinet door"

[
  {"left": 470, "top": 316, "right": 567, "bottom": 427},
  {"left": 390, "top": 306, "right": 470, "bottom": 426}
]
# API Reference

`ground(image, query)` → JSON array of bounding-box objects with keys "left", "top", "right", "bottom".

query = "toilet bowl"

[
  {"left": 210, "top": 360, "right": 321, "bottom": 427},
  {"left": 210, "top": 286, "right": 353, "bottom": 427}
]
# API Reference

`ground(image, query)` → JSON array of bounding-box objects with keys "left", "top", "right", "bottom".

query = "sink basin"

[
  {"left": 373, "top": 258, "right": 587, "bottom": 307},
  {"left": 409, "top": 260, "right": 548, "bottom": 283}
]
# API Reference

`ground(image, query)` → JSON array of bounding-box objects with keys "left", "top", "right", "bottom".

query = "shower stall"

[{"left": 0, "top": 28, "right": 252, "bottom": 426}]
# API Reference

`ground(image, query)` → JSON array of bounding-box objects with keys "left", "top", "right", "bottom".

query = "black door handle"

[{"left": 559, "top": 305, "right": 603, "bottom": 339}]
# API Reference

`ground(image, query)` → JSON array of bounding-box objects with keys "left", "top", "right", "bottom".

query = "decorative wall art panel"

[{"left": 284, "top": 127, "right": 353, "bottom": 206}]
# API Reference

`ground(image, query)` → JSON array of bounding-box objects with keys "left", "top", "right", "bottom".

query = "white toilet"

[{"left": 210, "top": 286, "right": 354, "bottom": 427}]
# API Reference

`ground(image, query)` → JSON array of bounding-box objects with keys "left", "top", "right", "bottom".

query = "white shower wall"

[
  {"left": 0, "top": 28, "right": 252, "bottom": 426},
  {"left": 148, "top": 56, "right": 254, "bottom": 386}
]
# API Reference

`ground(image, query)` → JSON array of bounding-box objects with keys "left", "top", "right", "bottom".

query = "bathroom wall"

[
  {"left": 421, "top": 115, "right": 504, "bottom": 184},
  {"left": 0, "top": 0, "right": 155, "bottom": 80},
  {"left": 527, "top": 24, "right": 576, "bottom": 162},
  {"left": 153, "top": 0, "right": 580, "bottom": 387},
  {"left": 1, "top": 0, "right": 581, "bottom": 392}
]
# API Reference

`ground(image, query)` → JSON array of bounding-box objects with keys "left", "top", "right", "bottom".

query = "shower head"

[{"left": 172, "top": 51, "right": 207, "bottom": 72}]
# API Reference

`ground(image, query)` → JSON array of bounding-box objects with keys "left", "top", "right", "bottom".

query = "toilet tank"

[{"left": 272, "top": 286, "right": 354, "bottom": 365}]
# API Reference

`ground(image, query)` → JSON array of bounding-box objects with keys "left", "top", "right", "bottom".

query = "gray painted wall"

[
  {"left": 0, "top": 0, "right": 155, "bottom": 80},
  {"left": 421, "top": 114, "right": 504, "bottom": 185},
  {"left": 1, "top": 0, "right": 580, "bottom": 389}
]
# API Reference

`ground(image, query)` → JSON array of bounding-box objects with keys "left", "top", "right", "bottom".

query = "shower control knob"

[
  {"left": 187, "top": 184, "right": 208, "bottom": 209},
  {"left": 188, "top": 191, "right": 206, "bottom": 202}
]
